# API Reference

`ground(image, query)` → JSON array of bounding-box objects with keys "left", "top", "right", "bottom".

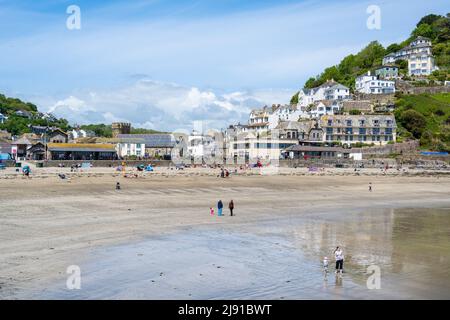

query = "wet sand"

[{"left": 0, "top": 170, "right": 449, "bottom": 299}]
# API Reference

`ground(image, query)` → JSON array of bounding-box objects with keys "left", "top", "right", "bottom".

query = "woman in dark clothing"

[
  {"left": 229, "top": 200, "right": 234, "bottom": 216},
  {"left": 217, "top": 200, "right": 224, "bottom": 216}
]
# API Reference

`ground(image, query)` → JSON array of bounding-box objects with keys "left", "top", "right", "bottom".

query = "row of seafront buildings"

[{"left": 0, "top": 124, "right": 177, "bottom": 162}]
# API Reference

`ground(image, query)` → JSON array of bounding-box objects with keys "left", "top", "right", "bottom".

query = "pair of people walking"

[{"left": 211, "top": 200, "right": 234, "bottom": 216}]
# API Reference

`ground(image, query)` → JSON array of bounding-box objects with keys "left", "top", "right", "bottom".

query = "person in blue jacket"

[{"left": 217, "top": 200, "right": 224, "bottom": 216}]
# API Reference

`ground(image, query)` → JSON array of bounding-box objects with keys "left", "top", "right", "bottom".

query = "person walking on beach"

[
  {"left": 210, "top": 207, "right": 215, "bottom": 216},
  {"left": 369, "top": 182, "right": 372, "bottom": 192},
  {"left": 217, "top": 200, "right": 223, "bottom": 216},
  {"left": 229, "top": 200, "right": 234, "bottom": 216},
  {"left": 334, "top": 247, "right": 344, "bottom": 274}
]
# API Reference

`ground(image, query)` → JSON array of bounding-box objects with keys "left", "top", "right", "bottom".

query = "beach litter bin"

[
  {"left": 15, "top": 162, "right": 22, "bottom": 168},
  {"left": 36, "top": 162, "right": 44, "bottom": 168}
]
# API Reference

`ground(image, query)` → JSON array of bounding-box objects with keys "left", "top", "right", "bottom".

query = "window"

[
  {"left": 359, "top": 128, "right": 366, "bottom": 135},
  {"left": 346, "top": 120, "right": 352, "bottom": 126},
  {"left": 373, "top": 128, "right": 380, "bottom": 135}
]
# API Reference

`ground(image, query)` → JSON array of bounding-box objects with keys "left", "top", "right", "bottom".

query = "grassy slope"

[{"left": 395, "top": 93, "right": 450, "bottom": 150}]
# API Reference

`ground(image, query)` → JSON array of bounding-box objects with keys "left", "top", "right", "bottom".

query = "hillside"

[
  {"left": 0, "top": 94, "right": 70, "bottom": 136},
  {"left": 290, "top": 13, "right": 450, "bottom": 151},
  {"left": 0, "top": 93, "right": 163, "bottom": 137},
  {"left": 394, "top": 93, "right": 450, "bottom": 151},
  {"left": 291, "top": 13, "right": 449, "bottom": 98}
]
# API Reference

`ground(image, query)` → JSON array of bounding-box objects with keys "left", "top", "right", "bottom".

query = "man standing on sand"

[
  {"left": 229, "top": 200, "right": 234, "bottom": 216},
  {"left": 334, "top": 247, "right": 344, "bottom": 274},
  {"left": 218, "top": 200, "right": 223, "bottom": 216},
  {"left": 369, "top": 182, "right": 372, "bottom": 192}
]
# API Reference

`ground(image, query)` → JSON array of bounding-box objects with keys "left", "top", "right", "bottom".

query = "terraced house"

[{"left": 320, "top": 114, "right": 397, "bottom": 145}]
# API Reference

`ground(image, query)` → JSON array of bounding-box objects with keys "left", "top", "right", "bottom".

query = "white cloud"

[{"left": 43, "top": 79, "right": 293, "bottom": 131}]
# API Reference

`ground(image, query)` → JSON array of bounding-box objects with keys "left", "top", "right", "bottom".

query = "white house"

[
  {"left": 187, "top": 130, "right": 221, "bottom": 160},
  {"left": 298, "top": 80, "right": 350, "bottom": 108},
  {"left": 69, "top": 129, "right": 96, "bottom": 140},
  {"left": 248, "top": 106, "right": 271, "bottom": 132},
  {"left": 0, "top": 113, "right": 8, "bottom": 124},
  {"left": 355, "top": 71, "right": 395, "bottom": 94},
  {"left": 307, "top": 100, "right": 342, "bottom": 119},
  {"left": 116, "top": 141, "right": 145, "bottom": 157},
  {"left": 382, "top": 36, "right": 439, "bottom": 76},
  {"left": 408, "top": 54, "right": 438, "bottom": 76},
  {"left": 268, "top": 104, "right": 304, "bottom": 129}
]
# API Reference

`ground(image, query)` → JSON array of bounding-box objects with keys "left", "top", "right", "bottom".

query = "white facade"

[
  {"left": 227, "top": 131, "right": 298, "bottom": 163},
  {"left": 408, "top": 54, "right": 438, "bottom": 76},
  {"left": 308, "top": 101, "right": 341, "bottom": 119},
  {"left": 297, "top": 80, "right": 350, "bottom": 108},
  {"left": 116, "top": 142, "right": 145, "bottom": 157},
  {"left": 268, "top": 105, "right": 304, "bottom": 129},
  {"left": 70, "top": 129, "right": 94, "bottom": 139},
  {"left": 383, "top": 36, "right": 433, "bottom": 64},
  {"left": 187, "top": 131, "right": 220, "bottom": 159},
  {"left": 355, "top": 72, "right": 395, "bottom": 94},
  {"left": 382, "top": 36, "right": 438, "bottom": 76},
  {"left": 248, "top": 108, "right": 270, "bottom": 132},
  {"left": 0, "top": 113, "right": 7, "bottom": 124}
]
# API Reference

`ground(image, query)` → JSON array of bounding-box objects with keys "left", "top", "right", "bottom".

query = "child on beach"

[{"left": 210, "top": 207, "right": 215, "bottom": 216}]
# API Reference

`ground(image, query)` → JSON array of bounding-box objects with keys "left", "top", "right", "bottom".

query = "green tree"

[
  {"left": 290, "top": 91, "right": 299, "bottom": 105},
  {"left": 400, "top": 109, "right": 427, "bottom": 138},
  {"left": 412, "top": 23, "right": 436, "bottom": 39}
]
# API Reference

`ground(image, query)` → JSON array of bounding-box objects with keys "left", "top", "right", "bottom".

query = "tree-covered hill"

[
  {"left": 394, "top": 93, "right": 450, "bottom": 152},
  {"left": 0, "top": 93, "right": 164, "bottom": 137},
  {"left": 0, "top": 93, "right": 70, "bottom": 136},
  {"left": 293, "top": 13, "right": 449, "bottom": 97}
]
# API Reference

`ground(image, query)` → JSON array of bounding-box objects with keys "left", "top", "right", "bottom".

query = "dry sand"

[{"left": 0, "top": 166, "right": 449, "bottom": 299}]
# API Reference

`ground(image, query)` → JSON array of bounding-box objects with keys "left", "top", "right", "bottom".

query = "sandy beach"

[{"left": 1, "top": 167, "right": 450, "bottom": 299}]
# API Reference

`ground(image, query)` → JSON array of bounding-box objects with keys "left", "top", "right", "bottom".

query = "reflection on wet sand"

[
  {"left": 290, "top": 207, "right": 450, "bottom": 298},
  {"left": 15, "top": 207, "right": 450, "bottom": 299}
]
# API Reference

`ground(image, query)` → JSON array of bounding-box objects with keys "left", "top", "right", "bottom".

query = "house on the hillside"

[
  {"left": 374, "top": 66, "right": 399, "bottom": 79},
  {"left": 356, "top": 71, "right": 396, "bottom": 94},
  {"left": 308, "top": 100, "right": 341, "bottom": 119},
  {"left": 297, "top": 80, "right": 350, "bottom": 108},
  {"left": 0, "top": 113, "right": 8, "bottom": 124},
  {"left": 382, "top": 36, "right": 439, "bottom": 76},
  {"left": 30, "top": 126, "right": 58, "bottom": 135},
  {"left": 15, "top": 110, "right": 32, "bottom": 118}
]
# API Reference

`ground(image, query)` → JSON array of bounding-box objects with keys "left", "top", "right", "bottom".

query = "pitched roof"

[
  {"left": 117, "top": 134, "right": 176, "bottom": 148},
  {"left": 12, "top": 137, "right": 32, "bottom": 145}
]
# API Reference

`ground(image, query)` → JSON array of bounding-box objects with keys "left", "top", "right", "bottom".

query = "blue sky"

[{"left": 0, "top": 0, "right": 448, "bottom": 130}]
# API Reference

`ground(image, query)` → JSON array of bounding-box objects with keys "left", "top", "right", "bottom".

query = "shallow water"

[{"left": 27, "top": 207, "right": 450, "bottom": 299}]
